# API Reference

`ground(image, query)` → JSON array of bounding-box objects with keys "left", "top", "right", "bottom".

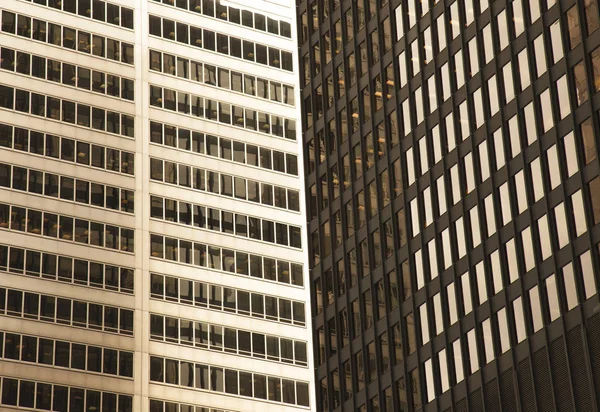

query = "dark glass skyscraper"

[{"left": 299, "top": 0, "right": 600, "bottom": 410}]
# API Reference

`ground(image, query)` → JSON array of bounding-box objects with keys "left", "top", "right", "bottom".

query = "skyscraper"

[
  {"left": 300, "top": 0, "right": 600, "bottom": 411},
  {"left": 0, "top": 0, "right": 313, "bottom": 410}
]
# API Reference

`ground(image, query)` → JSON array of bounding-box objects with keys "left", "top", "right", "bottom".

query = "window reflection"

[
  {"left": 533, "top": 34, "right": 546, "bottom": 78},
  {"left": 508, "top": 116, "right": 520, "bottom": 158},
  {"left": 550, "top": 20, "right": 564, "bottom": 63},
  {"left": 513, "top": 297, "right": 526, "bottom": 343},
  {"left": 479, "top": 140, "right": 490, "bottom": 182},
  {"left": 518, "top": 49, "right": 530, "bottom": 90},
  {"left": 554, "top": 202, "right": 570, "bottom": 249},
  {"left": 547, "top": 145, "right": 561, "bottom": 189},
  {"left": 503, "top": 63, "right": 515, "bottom": 103},
  {"left": 573, "top": 60, "right": 589, "bottom": 105},
  {"left": 467, "top": 329, "right": 478, "bottom": 374},
  {"left": 476, "top": 261, "right": 488, "bottom": 304},
  {"left": 439, "top": 349, "right": 450, "bottom": 392},
  {"left": 447, "top": 282, "right": 458, "bottom": 325},
  {"left": 506, "top": 239, "right": 519, "bottom": 283},
  {"left": 497, "top": 308, "right": 510, "bottom": 353},
  {"left": 529, "top": 287, "right": 543, "bottom": 335},
  {"left": 580, "top": 250, "right": 597, "bottom": 299},
  {"left": 428, "top": 239, "right": 437, "bottom": 279},
  {"left": 437, "top": 178, "right": 447, "bottom": 216},
  {"left": 572, "top": 190, "right": 587, "bottom": 236},
  {"left": 590, "top": 177, "right": 600, "bottom": 225},
  {"left": 437, "top": 16, "right": 446, "bottom": 52},
  {"left": 515, "top": 170, "right": 527, "bottom": 214},
  {"left": 450, "top": 2, "right": 460, "bottom": 38},
  {"left": 485, "top": 195, "right": 496, "bottom": 237},
  {"left": 456, "top": 217, "right": 466, "bottom": 258},
  {"left": 450, "top": 165, "right": 460, "bottom": 205},
  {"left": 530, "top": 158, "right": 544, "bottom": 201},
  {"left": 410, "top": 198, "right": 420, "bottom": 238},
  {"left": 442, "top": 228, "right": 452, "bottom": 269},
  {"left": 580, "top": 118, "right": 597, "bottom": 165},
  {"left": 425, "top": 359, "right": 435, "bottom": 402},
  {"left": 540, "top": 89, "right": 553, "bottom": 133},
  {"left": 499, "top": 183, "right": 511, "bottom": 226},
  {"left": 483, "top": 24, "right": 493, "bottom": 64},
  {"left": 420, "top": 303, "right": 429, "bottom": 344},
  {"left": 556, "top": 76, "right": 571, "bottom": 120},
  {"left": 513, "top": 0, "right": 525, "bottom": 36},
  {"left": 521, "top": 227, "right": 535, "bottom": 272},
  {"left": 453, "top": 338, "right": 464, "bottom": 382},
  {"left": 538, "top": 215, "right": 552, "bottom": 260},
  {"left": 563, "top": 132, "right": 579, "bottom": 177},
  {"left": 482, "top": 319, "right": 494, "bottom": 363},
  {"left": 493, "top": 129, "right": 505, "bottom": 170},
  {"left": 470, "top": 207, "right": 481, "bottom": 247},
  {"left": 490, "top": 250, "right": 503, "bottom": 294},
  {"left": 563, "top": 262, "right": 579, "bottom": 310},
  {"left": 546, "top": 274, "right": 561, "bottom": 321},
  {"left": 461, "top": 272, "right": 472, "bottom": 314},
  {"left": 434, "top": 293, "right": 443, "bottom": 335},
  {"left": 424, "top": 188, "right": 433, "bottom": 227}
]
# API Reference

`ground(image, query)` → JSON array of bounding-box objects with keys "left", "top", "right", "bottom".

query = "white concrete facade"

[{"left": 0, "top": 0, "right": 314, "bottom": 411}]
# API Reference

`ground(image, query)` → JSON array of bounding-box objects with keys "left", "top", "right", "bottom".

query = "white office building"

[{"left": 0, "top": 0, "right": 314, "bottom": 410}]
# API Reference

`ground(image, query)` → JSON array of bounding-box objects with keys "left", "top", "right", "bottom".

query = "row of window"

[
  {"left": 301, "top": 0, "right": 383, "bottom": 43},
  {"left": 148, "top": 15, "right": 293, "bottom": 71},
  {"left": 0, "top": 243, "right": 134, "bottom": 294},
  {"left": 0, "top": 287, "right": 134, "bottom": 336},
  {"left": 149, "top": 355, "right": 310, "bottom": 407},
  {"left": 150, "top": 313, "right": 308, "bottom": 366},
  {"left": 150, "top": 272, "right": 306, "bottom": 326},
  {"left": 149, "top": 85, "right": 296, "bottom": 140},
  {"left": 150, "top": 121, "right": 298, "bottom": 176},
  {"left": 0, "top": 10, "right": 134, "bottom": 64},
  {"left": 315, "top": 253, "right": 599, "bottom": 401},
  {"left": 317, "top": 318, "right": 406, "bottom": 406},
  {"left": 393, "top": 22, "right": 569, "bottom": 141},
  {"left": 0, "top": 202, "right": 135, "bottom": 253},
  {"left": 0, "top": 162, "right": 134, "bottom": 214},
  {"left": 415, "top": 254, "right": 598, "bottom": 403},
  {"left": 309, "top": 184, "right": 401, "bottom": 268},
  {"left": 309, "top": 93, "right": 597, "bottom": 270},
  {"left": 150, "top": 398, "right": 234, "bottom": 412},
  {"left": 409, "top": 186, "right": 592, "bottom": 293},
  {"left": 418, "top": 250, "right": 597, "bottom": 366},
  {"left": 149, "top": 157, "right": 300, "bottom": 212},
  {"left": 149, "top": 234, "right": 304, "bottom": 288},
  {"left": 0, "top": 46, "right": 134, "bottom": 101},
  {"left": 0, "top": 123, "right": 135, "bottom": 175},
  {"left": 150, "top": 195, "right": 302, "bottom": 249},
  {"left": 414, "top": 243, "right": 597, "bottom": 346},
  {"left": 0, "top": 376, "right": 133, "bottom": 411},
  {"left": 306, "top": 114, "right": 397, "bottom": 173},
  {"left": 403, "top": 93, "right": 574, "bottom": 197},
  {"left": 22, "top": 0, "right": 135, "bottom": 29},
  {"left": 149, "top": 49, "right": 294, "bottom": 106},
  {"left": 0, "top": 84, "right": 135, "bottom": 138},
  {"left": 301, "top": 0, "right": 394, "bottom": 91},
  {"left": 308, "top": 145, "right": 397, "bottom": 221},
  {"left": 149, "top": 0, "right": 291, "bottom": 38},
  {"left": 0, "top": 330, "right": 133, "bottom": 378},
  {"left": 388, "top": 4, "right": 591, "bottom": 145}
]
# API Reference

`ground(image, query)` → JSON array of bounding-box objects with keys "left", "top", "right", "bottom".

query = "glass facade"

[{"left": 300, "top": 0, "right": 600, "bottom": 410}]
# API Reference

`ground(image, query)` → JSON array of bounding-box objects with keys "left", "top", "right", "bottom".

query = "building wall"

[
  {"left": 298, "top": 0, "right": 600, "bottom": 411},
  {"left": 0, "top": 0, "right": 313, "bottom": 410}
]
